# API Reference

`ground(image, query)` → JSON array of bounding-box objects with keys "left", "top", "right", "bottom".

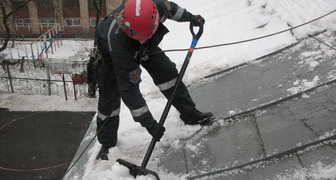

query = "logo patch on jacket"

[{"left": 129, "top": 68, "right": 141, "bottom": 84}]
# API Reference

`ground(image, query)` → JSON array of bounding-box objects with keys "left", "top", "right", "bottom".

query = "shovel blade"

[{"left": 116, "top": 159, "right": 160, "bottom": 180}]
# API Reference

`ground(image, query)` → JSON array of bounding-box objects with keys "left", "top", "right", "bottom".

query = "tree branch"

[{"left": 0, "top": 0, "right": 35, "bottom": 52}]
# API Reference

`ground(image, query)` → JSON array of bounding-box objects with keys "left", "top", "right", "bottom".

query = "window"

[
  {"left": 63, "top": 0, "right": 80, "bottom": 8},
  {"left": 40, "top": 19, "right": 56, "bottom": 27},
  {"left": 15, "top": 19, "right": 30, "bottom": 27},
  {"left": 36, "top": 0, "right": 54, "bottom": 8},
  {"left": 88, "top": 0, "right": 106, "bottom": 8},
  {"left": 90, "top": 18, "right": 104, "bottom": 27},
  {"left": 65, "top": 18, "right": 81, "bottom": 27},
  {"left": 11, "top": 0, "right": 28, "bottom": 9}
]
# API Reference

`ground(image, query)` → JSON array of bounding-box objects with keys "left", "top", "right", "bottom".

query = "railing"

[
  {"left": 14, "top": 23, "right": 61, "bottom": 31},
  {"left": 0, "top": 58, "right": 89, "bottom": 100},
  {"left": 5, "top": 24, "right": 63, "bottom": 66}
]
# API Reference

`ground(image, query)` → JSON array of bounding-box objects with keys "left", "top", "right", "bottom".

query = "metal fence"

[{"left": 0, "top": 58, "right": 89, "bottom": 100}]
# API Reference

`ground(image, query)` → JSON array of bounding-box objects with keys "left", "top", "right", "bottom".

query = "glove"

[
  {"left": 146, "top": 121, "right": 165, "bottom": 142},
  {"left": 190, "top": 15, "right": 205, "bottom": 26}
]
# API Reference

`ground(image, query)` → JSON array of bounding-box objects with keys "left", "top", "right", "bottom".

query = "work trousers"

[{"left": 96, "top": 46, "right": 196, "bottom": 148}]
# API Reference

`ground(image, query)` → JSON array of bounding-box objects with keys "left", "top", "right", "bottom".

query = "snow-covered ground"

[{"left": 1, "top": 0, "right": 336, "bottom": 179}]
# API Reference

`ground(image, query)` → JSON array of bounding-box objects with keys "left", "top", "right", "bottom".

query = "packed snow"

[{"left": 1, "top": 0, "right": 336, "bottom": 179}]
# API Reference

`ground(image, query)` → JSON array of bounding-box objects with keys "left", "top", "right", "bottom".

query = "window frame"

[
  {"left": 64, "top": 18, "right": 82, "bottom": 27},
  {"left": 40, "top": 19, "right": 57, "bottom": 27},
  {"left": 15, "top": 19, "right": 31, "bottom": 27},
  {"left": 89, "top": 18, "right": 104, "bottom": 27}
]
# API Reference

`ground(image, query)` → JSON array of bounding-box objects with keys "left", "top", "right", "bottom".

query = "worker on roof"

[{"left": 95, "top": 0, "right": 214, "bottom": 160}]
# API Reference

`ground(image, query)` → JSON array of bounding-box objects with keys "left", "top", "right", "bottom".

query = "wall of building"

[{"left": 0, "top": 0, "right": 124, "bottom": 39}]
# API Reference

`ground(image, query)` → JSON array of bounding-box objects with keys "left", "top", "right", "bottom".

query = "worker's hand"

[
  {"left": 190, "top": 15, "right": 205, "bottom": 26},
  {"left": 146, "top": 121, "right": 165, "bottom": 142}
]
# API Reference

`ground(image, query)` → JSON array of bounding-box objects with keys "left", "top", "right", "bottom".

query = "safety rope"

[
  {"left": 61, "top": 100, "right": 120, "bottom": 179},
  {"left": 63, "top": 8, "right": 336, "bottom": 179},
  {"left": 0, "top": 112, "right": 70, "bottom": 172},
  {"left": 182, "top": 78, "right": 336, "bottom": 141},
  {"left": 222, "top": 78, "right": 336, "bottom": 122},
  {"left": 0, "top": 112, "right": 42, "bottom": 131},
  {"left": 0, "top": 163, "right": 70, "bottom": 172},
  {"left": 188, "top": 134, "right": 336, "bottom": 180},
  {"left": 3, "top": 7, "right": 334, "bottom": 178},
  {"left": 149, "top": 8, "right": 336, "bottom": 55},
  {"left": 0, "top": 112, "right": 90, "bottom": 173},
  {"left": 60, "top": 118, "right": 107, "bottom": 179},
  {"left": 309, "top": 34, "right": 336, "bottom": 51}
]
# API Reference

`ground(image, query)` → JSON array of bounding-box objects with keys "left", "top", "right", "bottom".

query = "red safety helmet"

[{"left": 123, "top": 0, "right": 160, "bottom": 41}]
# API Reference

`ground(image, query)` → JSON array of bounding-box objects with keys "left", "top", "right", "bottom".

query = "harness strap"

[
  {"left": 113, "top": 14, "right": 126, "bottom": 33},
  {"left": 107, "top": 19, "right": 117, "bottom": 52},
  {"left": 106, "top": 11, "right": 125, "bottom": 52}
]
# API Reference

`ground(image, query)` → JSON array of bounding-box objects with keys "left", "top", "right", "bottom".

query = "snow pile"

[
  {"left": 0, "top": 93, "right": 97, "bottom": 111},
  {"left": 277, "top": 161, "right": 336, "bottom": 180},
  {"left": 287, "top": 76, "right": 320, "bottom": 95}
]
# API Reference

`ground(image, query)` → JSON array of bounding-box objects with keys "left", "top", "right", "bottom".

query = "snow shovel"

[{"left": 117, "top": 22, "right": 204, "bottom": 180}]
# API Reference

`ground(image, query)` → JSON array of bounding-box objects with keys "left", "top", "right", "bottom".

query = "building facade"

[{"left": 0, "top": 0, "right": 125, "bottom": 38}]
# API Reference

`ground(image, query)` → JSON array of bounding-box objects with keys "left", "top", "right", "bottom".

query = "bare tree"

[
  {"left": 0, "top": 0, "right": 35, "bottom": 52},
  {"left": 92, "top": 0, "right": 103, "bottom": 46},
  {"left": 91, "top": 0, "right": 126, "bottom": 44}
]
